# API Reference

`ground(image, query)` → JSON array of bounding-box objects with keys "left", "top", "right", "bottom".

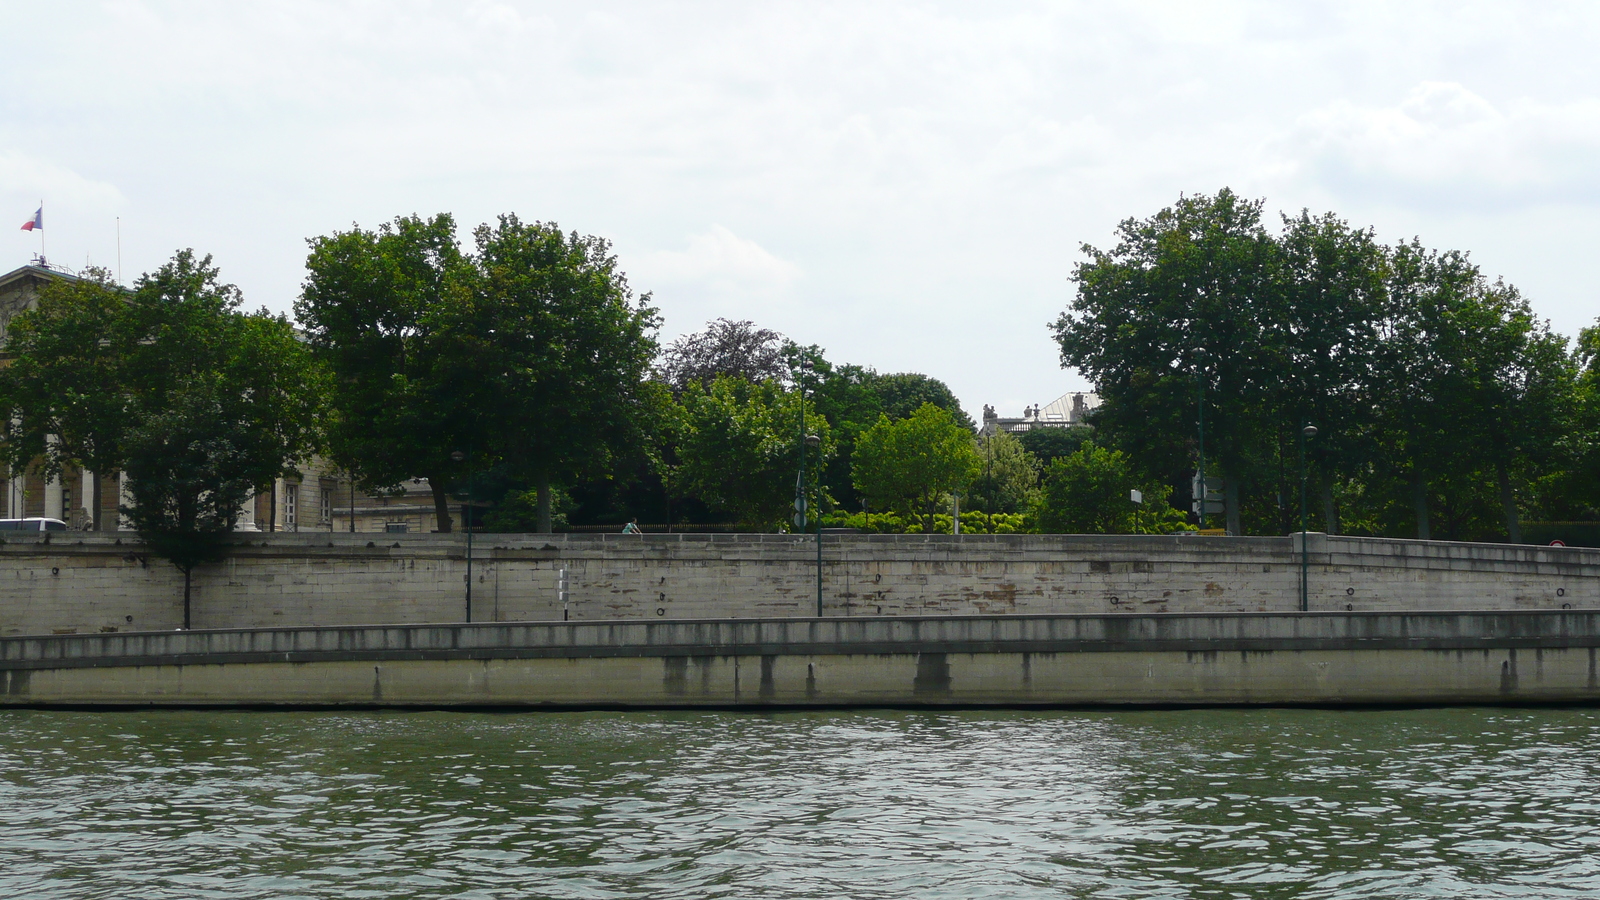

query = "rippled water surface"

[{"left": 3, "top": 708, "right": 1599, "bottom": 898}]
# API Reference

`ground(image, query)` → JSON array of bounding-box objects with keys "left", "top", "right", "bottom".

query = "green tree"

[
  {"left": 852, "top": 403, "right": 981, "bottom": 532},
  {"left": 1276, "top": 210, "right": 1388, "bottom": 534},
  {"left": 2, "top": 252, "right": 321, "bottom": 624},
  {"left": 1034, "top": 441, "right": 1184, "bottom": 534},
  {"left": 675, "top": 375, "right": 833, "bottom": 528},
  {"left": 1558, "top": 321, "right": 1600, "bottom": 519},
  {"left": 465, "top": 215, "right": 660, "bottom": 532},
  {"left": 1369, "top": 243, "right": 1576, "bottom": 541},
  {"left": 1016, "top": 426, "right": 1095, "bottom": 468},
  {"left": 297, "top": 213, "right": 478, "bottom": 532},
  {"left": 1056, "top": 189, "right": 1286, "bottom": 535},
  {"left": 971, "top": 430, "right": 1040, "bottom": 514},
  {"left": 0, "top": 268, "right": 131, "bottom": 528},
  {"left": 867, "top": 371, "right": 974, "bottom": 428},
  {"left": 123, "top": 253, "right": 320, "bottom": 623}
]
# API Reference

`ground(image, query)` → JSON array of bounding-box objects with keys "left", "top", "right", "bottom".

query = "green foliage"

[
  {"left": 674, "top": 375, "right": 833, "bottom": 528},
  {"left": 298, "top": 213, "right": 476, "bottom": 531},
  {"left": 1016, "top": 426, "right": 1094, "bottom": 468},
  {"left": 866, "top": 371, "right": 974, "bottom": 429},
  {"left": 970, "top": 431, "right": 1040, "bottom": 514},
  {"left": 121, "top": 385, "right": 255, "bottom": 623},
  {"left": 819, "top": 509, "right": 1028, "bottom": 534},
  {"left": 852, "top": 403, "right": 982, "bottom": 532},
  {"left": 1034, "top": 442, "right": 1189, "bottom": 534},
  {"left": 468, "top": 216, "right": 660, "bottom": 503},
  {"left": 0, "top": 251, "right": 322, "bottom": 622},
  {"left": 299, "top": 213, "right": 659, "bottom": 533},
  {"left": 0, "top": 267, "right": 131, "bottom": 527},
  {"left": 484, "top": 486, "right": 573, "bottom": 533},
  {"left": 1054, "top": 189, "right": 1586, "bottom": 540}
]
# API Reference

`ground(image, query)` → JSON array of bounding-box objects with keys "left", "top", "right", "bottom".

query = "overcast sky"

[{"left": 5, "top": 1, "right": 1599, "bottom": 419}]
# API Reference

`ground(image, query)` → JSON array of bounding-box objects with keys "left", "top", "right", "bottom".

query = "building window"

[
  {"left": 320, "top": 488, "right": 333, "bottom": 525},
  {"left": 285, "top": 482, "right": 298, "bottom": 531}
]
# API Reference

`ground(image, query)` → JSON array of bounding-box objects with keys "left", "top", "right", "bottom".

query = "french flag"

[{"left": 20, "top": 207, "right": 42, "bottom": 231}]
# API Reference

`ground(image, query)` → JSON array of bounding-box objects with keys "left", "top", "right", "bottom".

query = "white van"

[{"left": 0, "top": 518, "right": 69, "bottom": 531}]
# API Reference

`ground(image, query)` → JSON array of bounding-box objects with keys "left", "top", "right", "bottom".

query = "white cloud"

[
  {"left": 1284, "top": 81, "right": 1600, "bottom": 206},
  {"left": 0, "top": 152, "right": 125, "bottom": 209},
  {"left": 638, "top": 226, "right": 800, "bottom": 304}
]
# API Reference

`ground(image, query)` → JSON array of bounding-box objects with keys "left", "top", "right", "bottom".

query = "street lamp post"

[
  {"left": 807, "top": 433, "right": 822, "bottom": 617},
  {"left": 795, "top": 358, "right": 822, "bottom": 617},
  {"left": 450, "top": 448, "right": 473, "bottom": 623},
  {"left": 1298, "top": 424, "right": 1318, "bottom": 612},
  {"left": 1194, "top": 347, "right": 1208, "bottom": 530}
]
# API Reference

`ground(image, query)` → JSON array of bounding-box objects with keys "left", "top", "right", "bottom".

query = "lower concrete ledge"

[{"left": 2, "top": 612, "right": 1598, "bottom": 708}]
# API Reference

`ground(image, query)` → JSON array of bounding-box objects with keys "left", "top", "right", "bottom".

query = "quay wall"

[
  {"left": 3, "top": 612, "right": 1598, "bottom": 708},
  {"left": 1, "top": 532, "right": 1597, "bottom": 637}
]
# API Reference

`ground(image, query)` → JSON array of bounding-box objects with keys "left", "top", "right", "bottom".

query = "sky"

[{"left": 4, "top": 1, "right": 1600, "bottom": 420}]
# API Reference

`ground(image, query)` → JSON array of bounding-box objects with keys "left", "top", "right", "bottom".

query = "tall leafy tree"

[
  {"left": 0, "top": 268, "right": 131, "bottom": 528},
  {"left": 123, "top": 253, "right": 320, "bottom": 623},
  {"left": 7, "top": 252, "right": 318, "bottom": 623},
  {"left": 1276, "top": 211, "right": 1388, "bottom": 534},
  {"left": 298, "top": 213, "right": 477, "bottom": 531},
  {"left": 867, "top": 371, "right": 974, "bottom": 429},
  {"left": 852, "top": 403, "right": 981, "bottom": 532},
  {"left": 674, "top": 375, "right": 832, "bottom": 528},
  {"left": 466, "top": 215, "right": 660, "bottom": 531},
  {"left": 656, "top": 318, "right": 786, "bottom": 392},
  {"left": 1056, "top": 189, "right": 1286, "bottom": 535}
]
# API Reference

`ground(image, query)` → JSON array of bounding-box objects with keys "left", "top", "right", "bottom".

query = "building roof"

[
  {"left": 0, "top": 262, "right": 79, "bottom": 293},
  {"left": 980, "top": 390, "right": 1100, "bottom": 435}
]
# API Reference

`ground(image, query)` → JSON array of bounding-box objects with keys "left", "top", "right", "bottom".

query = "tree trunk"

[
  {"left": 431, "top": 478, "right": 453, "bottom": 533},
  {"left": 536, "top": 474, "right": 552, "bottom": 534},
  {"left": 1496, "top": 460, "right": 1521, "bottom": 544},
  {"left": 1224, "top": 477, "right": 1241, "bottom": 536},
  {"left": 1320, "top": 482, "right": 1338, "bottom": 535},
  {"left": 1412, "top": 473, "right": 1430, "bottom": 540},
  {"left": 90, "top": 473, "right": 102, "bottom": 531},
  {"left": 182, "top": 567, "right": 192, "bottom": 630}
]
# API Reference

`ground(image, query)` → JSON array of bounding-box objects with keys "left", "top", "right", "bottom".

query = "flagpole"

[{"left": 37, "top": 201, "right": 44, "bottom": 263}]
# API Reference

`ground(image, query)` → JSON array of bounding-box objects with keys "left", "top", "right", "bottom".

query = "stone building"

[{"left": 980, "top": 391, "right": 1100, "bottom": 436}]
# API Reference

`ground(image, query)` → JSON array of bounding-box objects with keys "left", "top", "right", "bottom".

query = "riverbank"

[{"left": 4, "top": 611, "right": 1598, "bottom": 708}]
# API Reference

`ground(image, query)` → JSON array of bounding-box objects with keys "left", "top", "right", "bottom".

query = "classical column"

[
  {"left": 43, "top": 436, "right": 63, "bottom": 520},
  {"left": 81, "top": 467, "right": 96, "bottom": 529},
  {"left": 235, "top": 491, "right": 261, "bottom": 532}
]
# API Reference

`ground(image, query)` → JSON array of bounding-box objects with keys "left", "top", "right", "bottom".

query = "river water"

[{"left": 2, "top": 708, "right": 1598, "bottom": 898}]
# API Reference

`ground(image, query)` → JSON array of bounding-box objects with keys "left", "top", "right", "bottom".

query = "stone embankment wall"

[
  {"left": 3, "top": 612, "right": 1598, "bottom": 707},
  {"left": 1, "top": 532, "right": 1595, "bottom": 636}
]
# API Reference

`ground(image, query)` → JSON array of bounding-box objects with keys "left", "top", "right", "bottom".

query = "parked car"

[{"left": 0, "top": 517, "right": 69, "bottom": 531}]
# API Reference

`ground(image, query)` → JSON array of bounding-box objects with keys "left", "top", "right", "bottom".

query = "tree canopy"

[
  {"left": 656, "top": 318, "right": 787, "bottom": 392},
  {"left": 852, "top": 403, "right": 981, "bottom": 532},
  {"left": 4, "top": 251, "right": 320, "bottom": 623},
  {"left": 298, "top": 213, "right": 659, "bottom": 533},
  {"left": 1054, "top": 189, "right": 1586, "bottom": 540}
]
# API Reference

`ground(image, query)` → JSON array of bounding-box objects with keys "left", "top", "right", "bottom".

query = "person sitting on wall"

[{"left": 621, "top": 518, "right": 640, "bottom": 534}]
